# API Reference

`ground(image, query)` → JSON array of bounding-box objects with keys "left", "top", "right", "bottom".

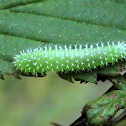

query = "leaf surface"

[
  {"left": 83, "top": 90, "right": 126, "bottom": 126},
  {"left": 0, "top": 0, "right": 126, "bottom": 81}
]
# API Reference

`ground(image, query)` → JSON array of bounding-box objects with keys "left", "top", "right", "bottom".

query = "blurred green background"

[{"left": 0, "top": 73, "right": 112, "bottom": 126}]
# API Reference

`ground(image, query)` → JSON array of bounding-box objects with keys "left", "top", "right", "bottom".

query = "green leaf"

[
  {"left": 109, "top": 74, "right": 126, "bottom": 90},
  {"left": 0, "top": 0, "right": 126, "bottom": 81},
  {"left": 0, "top": 0, "right": 42, "bottom": 9},
  {"left": 8, "top": 0, "right": 126, "bottom": 29},
  {"left": 58, "top": 71, "right": 97, "bottom": 84},
  {"left": 1, "top": 1, "right": 126, "bottom": 125},
  {"left": 0, "top": 34, "right": 46, "bottom": 79},
  {"left": 83, "top": 90, "right": 126, "bottom": 126}
]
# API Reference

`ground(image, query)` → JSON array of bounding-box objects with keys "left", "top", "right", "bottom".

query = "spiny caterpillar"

[{"left": 13, "top": 41, "right": 126, "bottom": 74}]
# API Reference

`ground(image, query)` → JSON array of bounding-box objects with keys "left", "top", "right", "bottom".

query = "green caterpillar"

[{"left": 13, "top": 42, "right": 126, "bottom": 74}]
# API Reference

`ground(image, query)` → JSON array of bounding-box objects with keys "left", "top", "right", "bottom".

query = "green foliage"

[
  {"left": 110, "top": 74, "right": 126, "bottom": 90},
  {"left": 0, "top": 0, "right": 126, "bottom": 81},
  {"left": 8, "top": 0, "right": 126, "bottom": 29},
  {"left": 0, "top": 34, "right": 45, "bottom": 78},
  {"left": 83, "top": 90, "right": 126, "bottom": 126},
  {"left": 0, "top": 0, "right": 126, "bottom": 125}
]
